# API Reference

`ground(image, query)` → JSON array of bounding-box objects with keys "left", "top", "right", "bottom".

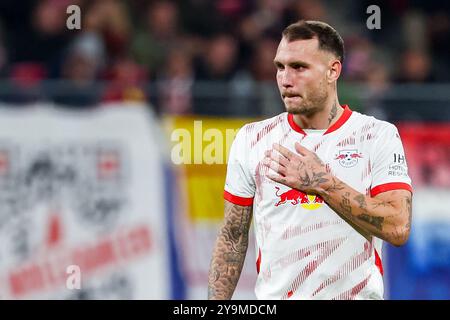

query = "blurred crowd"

[{"left": 0, "top": 0, "right": 449, "bottom": 116}]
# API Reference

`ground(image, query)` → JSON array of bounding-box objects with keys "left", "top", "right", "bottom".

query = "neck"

[{"left": 292, "top": 97, "right": 342, "bottom": 130}]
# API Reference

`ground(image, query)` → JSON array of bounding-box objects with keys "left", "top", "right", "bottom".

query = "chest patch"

[{"left": 334, "top": 149, "right": 363, "bottom": 168}]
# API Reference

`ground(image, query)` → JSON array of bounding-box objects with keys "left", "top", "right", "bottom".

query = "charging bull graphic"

[{"left": 274, "top": 187, "right": 323, "bottom": 210}]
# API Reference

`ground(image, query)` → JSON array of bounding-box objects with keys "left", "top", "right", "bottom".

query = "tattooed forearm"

[
  {"left": 352, "top": 194, "right": 387, "bottom": 229},
  {"left": 320, "top": 177, "right": 412, "bottom": 246},
  {"left": 322, "top": 177, "right": 345, "bottom": 201},
  {"left": 208, "top": 201, "right": 252, "bottom": 299},
  {"left": 386, "top": 227, "right": 409, "bottom": 245},
  {"left": 357, "top": 214, "right": 384, "bottom": 231},
  {"left": 372, "top": 199, "right": 395, "bottom": 209},
  {"left": 339, "top": 192, "right": 352, "bottom": 216},
  {"left": 405, "top": 196, "right": 412, "bottom": 230},
  {"left": 381, "top": 196, "right": 413, "bottom": 245},
  {"left": 354, "top": 194, "right": 367, "bottom": 211},
  {"left": 353, "top": 194, "right": 385, "bottom": 230}
]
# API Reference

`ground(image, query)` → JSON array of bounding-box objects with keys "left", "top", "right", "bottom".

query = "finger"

[
  {"left": 267, "top": 172, "right": 287, "bottom": 185},
  {"left": 263, "top": 157, "right": 287, "bottom": 176},
  {"left": 265, "top": 148, "right": 288, "bottom": 161},
  {"left": 273, "top": 143, "right": 294, "bottom": 160},
  {"left": 294, "top": 142, "right": 310, "bottom": 156},
  {"left": 265, "top": 150, "right": 288, "bottom": 167},
  {"left": 277, "top": 154, "right": 289, "bottom": 167}
]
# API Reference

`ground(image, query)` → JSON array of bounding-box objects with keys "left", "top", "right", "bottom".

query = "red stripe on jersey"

[
  {"left": 288, "top": 105, "right": 352, "bottom": 136},
  {"left": 336, "top": 135, "right": 356, "bottom": 147},
  {"left": 255, "top": 131, "right": 291, "bottom": 202},
  {"left": 361, "top": 122, "right": 376, "bottom": 134},
  {"left": 312, "top": 241, "right": 372, "bottom": 297},
  {"left": 374, "top": 248, "right": 384, "bottom": 276},
  {"left": 255, "top": 162, "right": 266, "bottom": 203},
  {"left": 324, "top": 105, "right": 352, "bottom": 135},
  {"left": 361, "top": 159, "right": 372, "bottom": 181},
  {"left": 281, "top": 220, "right": 343, "bottom": 240},
  {"left": 282, "top": 237, "right": 346, "bottom": 299},
  {"left": 223, "top": 191, "right": 254, "bottom": 206},
  {"left": 331, "top": 274, "right": 371, "bottom": 300},
  {"left": 287, "top": 113, "right": 307, "bottom": 135},
  {"left": 370, "top": 182, "right": 413, "bottom": 197},
  {"left": 256, "top": 248, "right": 262, "bottom": 274},
  {"left": 251, "top": 115, "right": 284, "bottom": 148},
  {"left": 313, "top": 140, "right": 324, "bottom": 152}
]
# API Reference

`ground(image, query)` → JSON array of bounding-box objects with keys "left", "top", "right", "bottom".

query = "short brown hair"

[{"left": 282, "top": 20, "right": 345, "bottom": 64}]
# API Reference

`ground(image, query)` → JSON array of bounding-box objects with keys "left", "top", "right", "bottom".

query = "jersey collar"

[{"left": 287, "top": 105, "right": 352, "bottom": 136}]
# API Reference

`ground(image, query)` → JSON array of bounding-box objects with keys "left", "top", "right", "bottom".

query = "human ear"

[{"left": 327, "top": 60, "right": 342, "bottom": 83}]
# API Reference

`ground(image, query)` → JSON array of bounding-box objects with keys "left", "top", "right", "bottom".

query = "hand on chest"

[{"left": 256, "top": 136, "right": 371, "bottom": 205}]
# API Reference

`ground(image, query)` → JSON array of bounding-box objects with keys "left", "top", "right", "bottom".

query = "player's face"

[{"left": 274, "top": 37, "right": 332, "bottom": 115}]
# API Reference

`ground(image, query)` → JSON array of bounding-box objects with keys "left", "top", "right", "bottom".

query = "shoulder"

[
  {"left": 350, "top": 110, "right": 399, "bottom": 137},
  {"left": 241, "top": 113, "right": 287, "bottom": 134},
  {"left": 234, "top": 113, "right": 288, "bottom": 144}
]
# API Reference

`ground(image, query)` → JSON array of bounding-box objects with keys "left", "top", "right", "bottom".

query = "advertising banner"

[{"left": 0, "top": 103, "right": 174, "bottom": 299}]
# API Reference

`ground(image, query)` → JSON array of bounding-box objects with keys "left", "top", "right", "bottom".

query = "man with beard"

[{"left": 208, "top": 20, "right": 413, "bottom": 300}]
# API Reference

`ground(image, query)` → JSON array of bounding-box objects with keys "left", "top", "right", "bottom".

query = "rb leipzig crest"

[{"left": 334, "top": 149, "right": 363, "bottom": 168}]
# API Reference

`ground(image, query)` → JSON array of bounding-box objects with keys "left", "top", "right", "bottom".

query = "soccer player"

[{"left": 207, "top": 20, "right": 413, "bottom": 300}]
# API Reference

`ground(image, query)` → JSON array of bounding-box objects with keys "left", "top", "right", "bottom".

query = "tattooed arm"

[
  {"left": 319, "top": 177, "right": 412, "bottom": 246},
  {"left": 208, "top": 200, "right": 253, "bottom": 299},
  {"left": 264, "top": 143, "right": 412, "bottom": 247}
]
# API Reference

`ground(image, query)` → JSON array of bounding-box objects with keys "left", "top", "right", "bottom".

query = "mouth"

[
  {"left": 283, "top": 95, "right": 302, "bottom": 101},
  {"left": 282, "top": 93, "right": 301, "bottom": 99}
]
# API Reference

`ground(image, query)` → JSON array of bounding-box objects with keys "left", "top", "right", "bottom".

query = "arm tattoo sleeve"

[
  {"left": 208, "top": 201, "right": 253, "bottom": 299},
  {"left": 320, "top": 177, "right": 412, "bottom": 246}
]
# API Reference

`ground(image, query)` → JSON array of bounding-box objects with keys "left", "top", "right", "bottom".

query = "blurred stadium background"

[{"left": 0, "top": 0, "right": 449, "bottom": 299}]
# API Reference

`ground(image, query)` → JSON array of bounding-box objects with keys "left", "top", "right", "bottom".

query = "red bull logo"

[
  {"left": 274, "top": 187, "right": 323, "bottom": 210},
  {"left": 350, "top": 153, "right": 363, "bottom": 158},
  {"left": 334, "top": 149, "right": 363, "bottom": 168},
  {"left": 334, "top": 154, "right": 347, "bottom": 160}
]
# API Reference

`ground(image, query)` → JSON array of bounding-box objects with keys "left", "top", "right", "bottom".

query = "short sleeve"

[
  {"left": 370, "top": 123, "right": 413, "bottom": 197},
  {"left": 223, "top": 126, "right": 255, "bottom": 206}
]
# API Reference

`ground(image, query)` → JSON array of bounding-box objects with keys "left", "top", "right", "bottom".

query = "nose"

[{"left": 279, "top": 69, "right": 293, "bottom": 88}]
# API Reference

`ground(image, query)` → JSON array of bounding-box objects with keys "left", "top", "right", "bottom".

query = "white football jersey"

[{"left": 224, "top": 105, "right": 412, "bottom": 300}]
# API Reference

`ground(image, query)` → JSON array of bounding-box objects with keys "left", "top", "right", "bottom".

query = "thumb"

[{"left": 295, "top": 142, "right": 310, "bottom": 156}]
